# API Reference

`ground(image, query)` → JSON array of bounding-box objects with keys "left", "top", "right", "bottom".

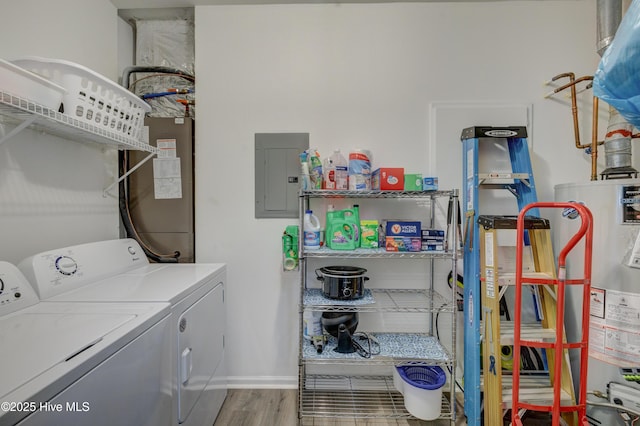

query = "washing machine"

[
  {"left": 0, "top": 261, "right": 172, "bottom": 426},
  {"left": 18, "top": 239, "right": 227, "bottom": 426}
]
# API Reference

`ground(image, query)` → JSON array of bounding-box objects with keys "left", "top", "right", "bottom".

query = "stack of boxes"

[
  {"left": 384, "top": 221, "right": 422, "bottom": 252},
  {"left": 382, "top": 221, "right": 445, "bottom": 252},
  {"left": 371, "top": 168, "right": 438, "bottom": 192},
  {"left": 421, "top": 229, "right": 445, "bottom": 252}
]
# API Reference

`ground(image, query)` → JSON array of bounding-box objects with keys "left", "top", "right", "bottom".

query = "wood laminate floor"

[{"left": 213, "top": 389, "right": 467, "bottom": 426}]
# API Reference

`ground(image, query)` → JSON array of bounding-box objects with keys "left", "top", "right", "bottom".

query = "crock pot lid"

[{"left": 318, "top": 266, "right": 367, "bottom": 276}]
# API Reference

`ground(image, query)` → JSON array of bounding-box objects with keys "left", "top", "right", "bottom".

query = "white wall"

[
  {"left": 0, "top": 0, "right": 120, "bottom": 263},
  {"left": 194, "top": 1, "right": 606, "bottom": 388}
]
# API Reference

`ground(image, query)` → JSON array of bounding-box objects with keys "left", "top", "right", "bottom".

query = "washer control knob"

[
  {"left": 179, "top": 318, "right": 187, "bottom": 332},
  {"left": 128, "top": 246, "right": 136, "bottom": 256},
  {"left": 55, "top": 256, "right": 78, "bottom": 276}
]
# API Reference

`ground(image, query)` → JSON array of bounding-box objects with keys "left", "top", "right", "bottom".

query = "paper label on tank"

[
  {"left": 157, "top": 139, "right": 177, "bottom": 158},
  {"left": 589, "top": 287, "right": 640, "bottom": 367},
  {"left": 621, "top": 185, "right": 640, "bottom": 224}
]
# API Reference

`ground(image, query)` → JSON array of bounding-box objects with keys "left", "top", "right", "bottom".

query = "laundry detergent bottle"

[
  {"left": 325, "top": 208, "right": 358, "bottom": 250},
  {"left": 303, "top": 210, "right": 321, "bottom": 250}
]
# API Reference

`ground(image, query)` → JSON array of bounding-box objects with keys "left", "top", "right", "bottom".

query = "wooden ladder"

[{"left": 479, "top": 212, "right": 580, "bottom": 426}]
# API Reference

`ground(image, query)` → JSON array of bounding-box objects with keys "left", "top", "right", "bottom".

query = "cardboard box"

[
  {"left": 421, "top": 229, "right": 445, "bottom": 251},
  {"left": 372, "top": 168, "right": 404, "bottom": 191},
  {"left": 423, "top": 177, "right": 438, "bottom": 191},
  {"left": 386, "top": 236, "right": 422, "bottom": 252},
  {"left": 421, "top": 229, "right": 445, "bottom": 239},
  {"left": 360, "top": 220, "right": 379, "bottom": 248},
  {"left": 386, "top": 221, "right": 421, "bottom": 237},
  {"left": 404, "top": 174, "right": 423, "bottom": 191}
]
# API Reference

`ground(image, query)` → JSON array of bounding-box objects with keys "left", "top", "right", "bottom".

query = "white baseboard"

[{"left": 226, "top": 376, "right": 298, "bottom": 389}]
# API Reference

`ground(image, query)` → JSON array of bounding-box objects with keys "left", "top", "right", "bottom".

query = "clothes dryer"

[
  {"left": 18, "top": 239, "right": 227, "bottom": 426},
  {"left": 0, "top": 261, "right": 171, "bottom": 426}
]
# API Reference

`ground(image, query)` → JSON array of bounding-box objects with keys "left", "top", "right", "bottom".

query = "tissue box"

[
  {"left": 404, "top": 174, "right": 423, "bottom": 191},
  {"left": 372, "top": 168, "right": 404, "bottom": 190},
  {"left": 423, "top": 177, "right": 438, "bottom": 191}
]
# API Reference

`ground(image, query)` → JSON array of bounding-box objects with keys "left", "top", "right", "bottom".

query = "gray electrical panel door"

[{"left": 255, "top": 133, "right": 309, "bottom": 218}]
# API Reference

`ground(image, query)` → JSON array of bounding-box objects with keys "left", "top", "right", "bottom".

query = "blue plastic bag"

[{"left": 594, "top": 0, "right": 640, "bottom": 128}]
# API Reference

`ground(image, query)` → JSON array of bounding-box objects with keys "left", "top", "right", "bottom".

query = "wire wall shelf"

[{"left": 0, "top": 90, "right": 156, "bottom": 152}]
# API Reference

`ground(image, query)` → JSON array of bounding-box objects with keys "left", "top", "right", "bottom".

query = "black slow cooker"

[{"left": 315, "top": 266, "right": 368, "bottom": 300}]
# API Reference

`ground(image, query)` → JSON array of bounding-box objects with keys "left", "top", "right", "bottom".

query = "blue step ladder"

[{"left": 461, "top": 126, "right": 541, "bottom": 426}]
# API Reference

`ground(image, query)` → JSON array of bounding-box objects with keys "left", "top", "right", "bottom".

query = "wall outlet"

[{"left": 609, "top": 382, "right": 640, "bottom": 410}]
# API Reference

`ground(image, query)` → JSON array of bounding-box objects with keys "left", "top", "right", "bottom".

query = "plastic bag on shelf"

[{"left": 593, "top": 0, "right": 640, "bottom": 128}]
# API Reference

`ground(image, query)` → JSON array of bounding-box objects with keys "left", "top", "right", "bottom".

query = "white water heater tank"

[{"left": 554, "top": 179, "right": 640, "bottom": 422}]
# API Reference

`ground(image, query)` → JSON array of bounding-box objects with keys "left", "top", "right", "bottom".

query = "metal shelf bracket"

[
  {"left": 0, "top": 116, "right": 37, "bottom": 146},
  {"left": 103, "top": 151, "right": 156, "bottom": 197}
]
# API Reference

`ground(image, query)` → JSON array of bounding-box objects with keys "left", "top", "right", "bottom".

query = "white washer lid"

[
  {"left": 1, "top": 311, "right": 132, "bottom": 398},
  {"left": 0, "top": 301, "right": 169, "bottom": 404}
]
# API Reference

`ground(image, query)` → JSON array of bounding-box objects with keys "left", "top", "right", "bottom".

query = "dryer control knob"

[{"left": 179, "top": 318, "right": 187, "bottom": 332}]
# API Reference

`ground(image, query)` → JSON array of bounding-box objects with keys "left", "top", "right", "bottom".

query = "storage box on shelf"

[
  {"left": 0, "top": 59, "right": 66, "bottom": 110},
  {"left": 297, "top": 189, "right": 459, "bottom": 424}
]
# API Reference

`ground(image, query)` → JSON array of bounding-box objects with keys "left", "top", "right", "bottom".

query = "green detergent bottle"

[{"left": 325, "top": 207, "right": 359, "bottom": 250}]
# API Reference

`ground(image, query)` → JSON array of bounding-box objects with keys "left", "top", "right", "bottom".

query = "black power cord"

[
  {"left": 351, "top": 332, "right": 381, "bottom": 358},
  {"left": 435, "top": 301, "right": 465, "bottom": 394}
]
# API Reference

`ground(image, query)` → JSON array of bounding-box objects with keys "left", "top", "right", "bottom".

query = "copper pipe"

[
  {"left": 552, "top": 75, "right": 594, "bottom": 93},
  {"left": 551, "top": 73, "right": 581, "bottom": 149},
  {"left": 547, "top": 74, "right": 605, "bottom": 148},
  {"left": 554, "top": 76, "right": 598, "bottom": 149},
  {"left": 591, "top": 96, "right": 599, "bottom": 181}
]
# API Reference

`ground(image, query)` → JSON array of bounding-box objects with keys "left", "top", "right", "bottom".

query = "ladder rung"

[
  {"left": 499, "top": 321, "right": 556, "bottom": 345},
  {"left": 517, "top": 340, "right": 556, "bottom": 349},
  {"left": 479, "top": 172, "right": 530, "bottom": 181},
  {"left": 518, "top": 340, "right": 586, "bottom": 350},
  {"left": 502, "top": 387, "right": 574, "bottom": 407},
  {"left": 498, "top": 272, "right": 554, "bottom": 286},
  {"left": 482, "top": 373, "right": 551, "bottom": 390}
]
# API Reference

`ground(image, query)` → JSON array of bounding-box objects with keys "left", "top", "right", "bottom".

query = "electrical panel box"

[{"left": 255, "top": 133, "right": 309, "bottom": 218}]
